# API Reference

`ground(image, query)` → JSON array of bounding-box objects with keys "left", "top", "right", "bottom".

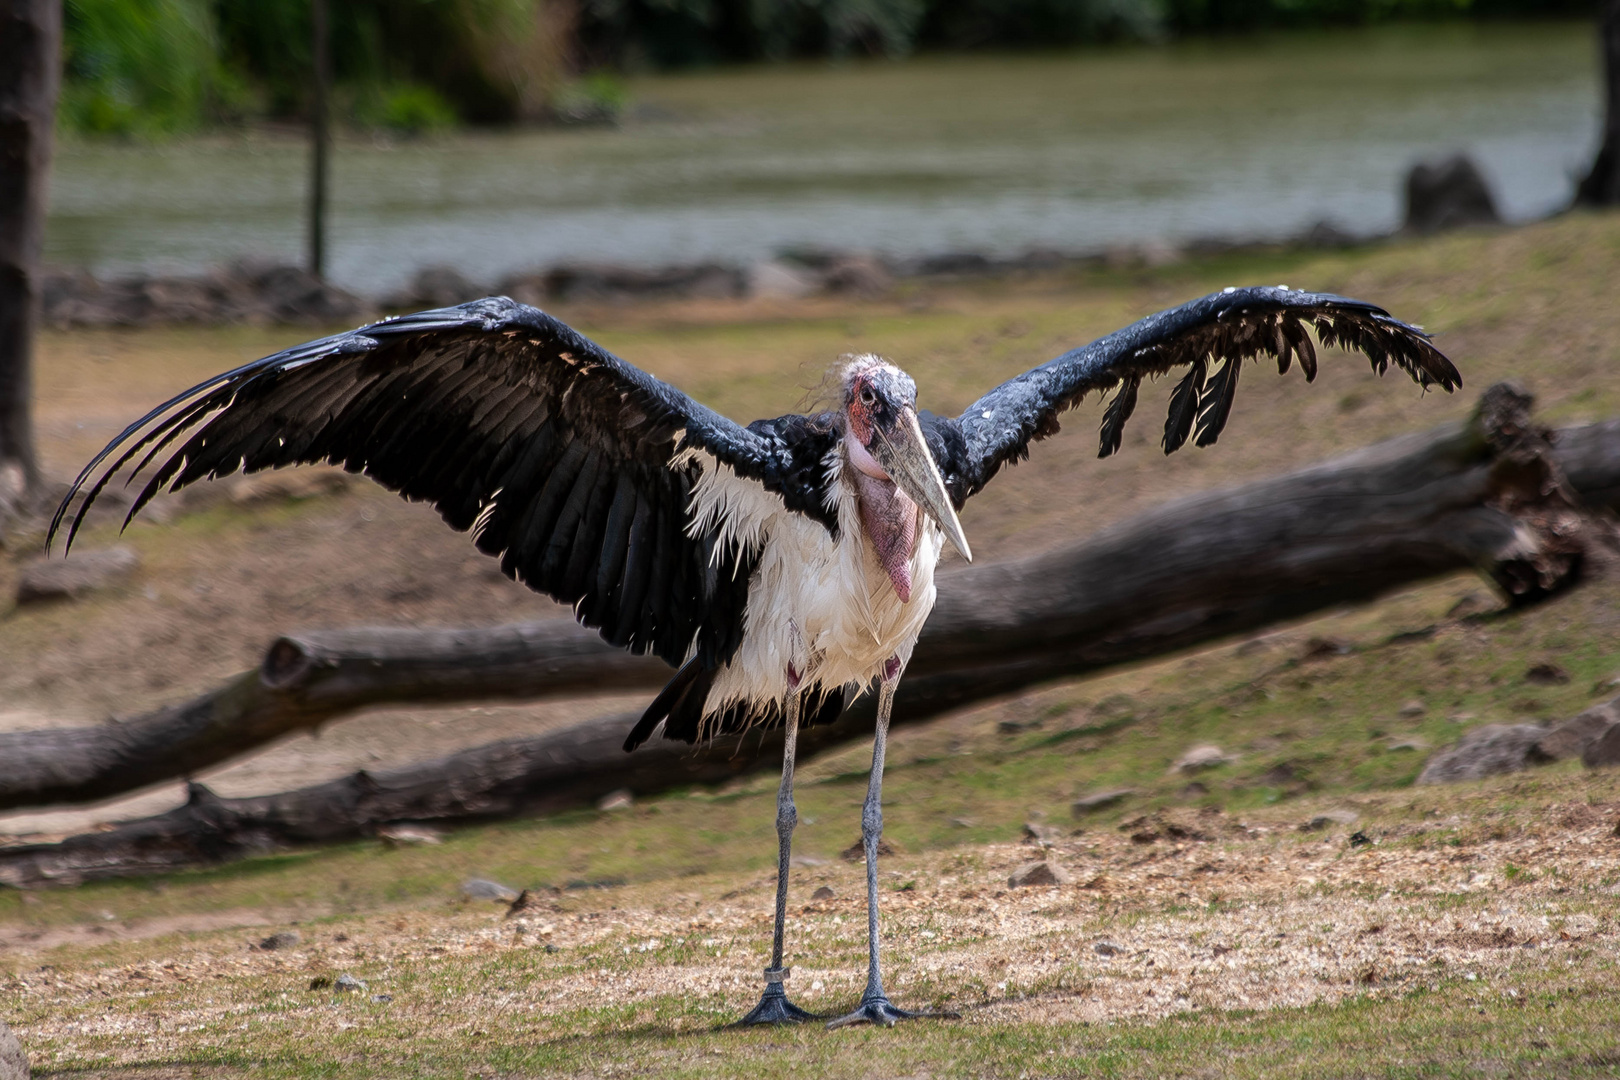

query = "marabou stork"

[{"left": 52, "top": 286, "right": 1458, "bottom": 1028}]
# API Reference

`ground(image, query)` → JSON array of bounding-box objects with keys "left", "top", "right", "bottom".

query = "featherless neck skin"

[{"left": 845, "top": 431, "right": 921, "bottom": 602}]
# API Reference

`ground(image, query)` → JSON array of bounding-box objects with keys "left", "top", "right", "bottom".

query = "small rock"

[
  {"left": 1071, "top": 788, "right": 1135, "bottom": 815},
  {"left": 392, "top": 265, "right": 483, "bottom": 309},
  {"left": 810, "top": 886, "right": 836, "bottom": 901},
  {"left": 1416, "top": 724, "right": 1550, "bottom": 785},
  {"left": 1386, "top": 738, "right": 1430, "bottom": 752},
  {"left": 1299, "top": 809, "right": 1359, "bottom": 832},
  {"left": 1582, "top": 723, "right": 1620, "bottom": 770},
  {"left": 596, "top": 789, "right": 634, "bottom": 811},
  {"left": 1170, "top": 744, "right": 1230, "bottom": 774},
  {"left": 505, "top": 890, "right": 546, "bottom": 919},
  {"left": 462, "top": 878, "right": 520, "bottom": 902},
  {"left": 1129, "top": 830, "right": 1160, "bottom": 845},
  {"left": 746, "top": 260, "right": 818, "bottom": 300},
  {"left": 1259, "top": 761, "right": 1297, "bottom": 785},
  {"left": 0, "top": 1017, "right": 27, "bottom": 1080},
  {"left": 821, "top": 253, "right": 892, "bottom": 297},
  {"left": 334, "top": 973, "right": 367, "bottom": 993},
  {"left": 377, "top": 823, "right": 442, "bottom": 847},
  {"left": 16, "top": 545, "right": 139, "bottom": 604},
  {"left": 1302, "top": 636, "right": 1351, "bottom": 659},
  {"left": 229, "top": 468, "right": 349, "bottom": 505},
  {"left": 1093, "top": 940, "right": 1123, "bottom": 957},
  {"left": 1404, "top": 154, "right": 1501, "bottom": 233},
  {"left": 1398, "top": 700, "right": 1427, "bottom": 719},
  {"left": 258, "top": 930, "right": 301, "bottom": 951},
  {"left": 1180, "top": 781, "right": 1209, "bottom": 798},
  {"left": 841, "top": 838, "right": 900, "bottom": 861},
  {"left": 1537, "top": 699, "right": 1620, "bottom": 761},
  {"left": 1525, "top": 662, "right": 1571, "bottom": 686},
  {"left": 1023, "top": 822, "right": 1060, "bottom": 846},
  {"left": 371, "top": 994, "right": 393, "bottom": 1003},
  {"left": 1008, "top": 860, "right": 1071, "bottom": 888}
]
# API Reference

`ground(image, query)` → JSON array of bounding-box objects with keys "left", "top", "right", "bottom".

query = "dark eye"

[{"left": 859, "top": 386, "right": 876, "bottom": 405}]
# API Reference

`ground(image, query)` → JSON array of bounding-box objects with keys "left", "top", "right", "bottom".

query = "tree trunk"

[
  {"left": 1576, "top": 0, "right": 1620, "bottom": 206},
  {"left": 0, "top": 0, "right": 60, "bottom": 508},
  {"left": 0, "top": 387, "right": 1613, "bottom": 887}
]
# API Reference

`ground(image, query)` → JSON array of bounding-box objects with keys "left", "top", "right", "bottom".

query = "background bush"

[{"left": 59, "top": 0, "right": 1600, "bottom": 135}]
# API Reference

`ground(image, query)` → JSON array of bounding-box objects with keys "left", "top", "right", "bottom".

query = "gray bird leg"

[
  {"left": 731, "top": 663, "right": 817, "bottom": 1026},
  {"left": 827, "top": 661, "right": 958, "bottom": 1030}
]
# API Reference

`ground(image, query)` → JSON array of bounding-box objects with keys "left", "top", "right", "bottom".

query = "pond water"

[{"left": 45, "top": 23, "right": 1599, "bottom": 298}]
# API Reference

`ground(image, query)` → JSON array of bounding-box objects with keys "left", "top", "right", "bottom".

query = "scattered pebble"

[
  {"left": 378, "top": 823, "right": 442, "bottom": 846},
  {"left": 0, "top": 1016, "right": 28, "bottom": 1080},
  {"left": 1525, "top": 662, "right": 1570, "bottom": 686},
  {"left": 334, "top": 973, "right": 367, "bottom": 992},
  {"left": 258, "top": 931, "right": 301, "bottom": 951},
  {"left": 16, "top": 545, "right": 139, "bottom": 604},
  {"left": 1023, "top": 822, "right": 1060, "bottom": 846},
  {"left": 597, "top": 789, "right": 635, "bottom": 811},
  {"left": 1300, "top": 810, "right": 1359, "bottom": 832},
  {"left": 810, "top": 886, "right": 836, "bottom": 901},
  {"left": 1170, "top": 744, "right": 1230, "bottom": 774},
  {"left": 841, "top": 838, "right": 900, "bottom": 861},
  {"left": 1071, "top": 788, "right": 1135, "bottom": 815},
  {"left": 1008, "top": 860, "right": 1071, "bottom": 888},
  {"left": 462, "top": 878, "right": 520, "bottom": 902},
  {"left": 1398, "top": 700, "right": 1427, "bottom": 719},
  {"left": 371, "top": 994, "right": 393, "bottom": 1003},
  {"left": 1093, "top": 941, "right": 1123, "bottom": 957}
]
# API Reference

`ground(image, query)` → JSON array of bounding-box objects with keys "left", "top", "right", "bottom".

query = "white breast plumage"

[{"left": 677, "top": 445, "right": 943, "bottom": 728}]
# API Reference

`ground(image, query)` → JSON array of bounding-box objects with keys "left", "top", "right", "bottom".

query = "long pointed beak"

[{"left": 872, "top": 407, "right": 973, "bottom": 562}]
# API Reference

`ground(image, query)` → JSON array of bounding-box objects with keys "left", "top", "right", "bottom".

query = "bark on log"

[{"left": 1, "top": 386, "right": 1615, "bottom": 886}]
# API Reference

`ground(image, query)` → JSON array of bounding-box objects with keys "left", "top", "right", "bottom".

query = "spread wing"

[
  {"left": 925, "top": 286, "right": 1461, "bottom": 505},
  {"left": 49, "top": 297, "right": 840, "bottom": 669}
]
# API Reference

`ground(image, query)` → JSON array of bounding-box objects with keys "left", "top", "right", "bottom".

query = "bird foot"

[
  {"left": 726, "top": 982, "right": 820, "bottom": 1027},
  {"left": 825, "top": 994, "right": 958, "bottom": 1029}
]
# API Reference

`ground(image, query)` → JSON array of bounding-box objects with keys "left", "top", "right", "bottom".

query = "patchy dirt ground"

[{"left": 4, "top": 774, "right": 1618, "bottom": 1076}]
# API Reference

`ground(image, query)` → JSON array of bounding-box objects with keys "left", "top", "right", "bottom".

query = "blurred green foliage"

[
  {"left": 60, "top": 0, "right": 246, "bottom": 134},
  {"left": 59, "top": 0, "right": 1598, "bottom": 135}
]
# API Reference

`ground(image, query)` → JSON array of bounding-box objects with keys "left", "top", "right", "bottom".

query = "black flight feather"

[
  {"left": 1194, "top": 356, "right": 1241, "bottom": 448},
  {"left": 1097, "top": 376, "right": 1139, "bottom": 459},
  {"left": 1161, "top": 357, "right": 1206, "bottom": 455}
]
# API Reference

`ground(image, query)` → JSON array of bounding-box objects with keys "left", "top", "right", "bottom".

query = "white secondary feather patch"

[{"left": 675, "top": 444, "right": 942, "bottom": 736}]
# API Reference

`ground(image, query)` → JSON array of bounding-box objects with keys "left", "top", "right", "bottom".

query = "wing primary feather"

[
  {"left": 1195, "top": 356, "right": 1242, "bottom": 448},
  {"left": 1097, "top": 376, "right": 1139, "bottom": 459},
  {"left": 613, "top": 491, "right": 655, "bottom": 652},
  {"left": 1291, "top": 320, "right": 1318, "bottom": 382},
  {"left": 1161, "top": 357, "right": 1206, "bottom": 455}
]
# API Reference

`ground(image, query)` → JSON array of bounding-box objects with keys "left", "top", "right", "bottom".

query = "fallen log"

[{"left": 0, "top": 385, "right": 1614, "bottom": 886}]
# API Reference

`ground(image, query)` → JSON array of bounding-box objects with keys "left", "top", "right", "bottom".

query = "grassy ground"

[{"left": 4, "top": 213, "right": 1620, "bottom": 1076}]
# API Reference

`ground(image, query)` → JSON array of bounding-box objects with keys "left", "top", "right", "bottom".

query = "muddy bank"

[{"left": 41, "top": 224, "right": 1371, "bottom": 328}]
